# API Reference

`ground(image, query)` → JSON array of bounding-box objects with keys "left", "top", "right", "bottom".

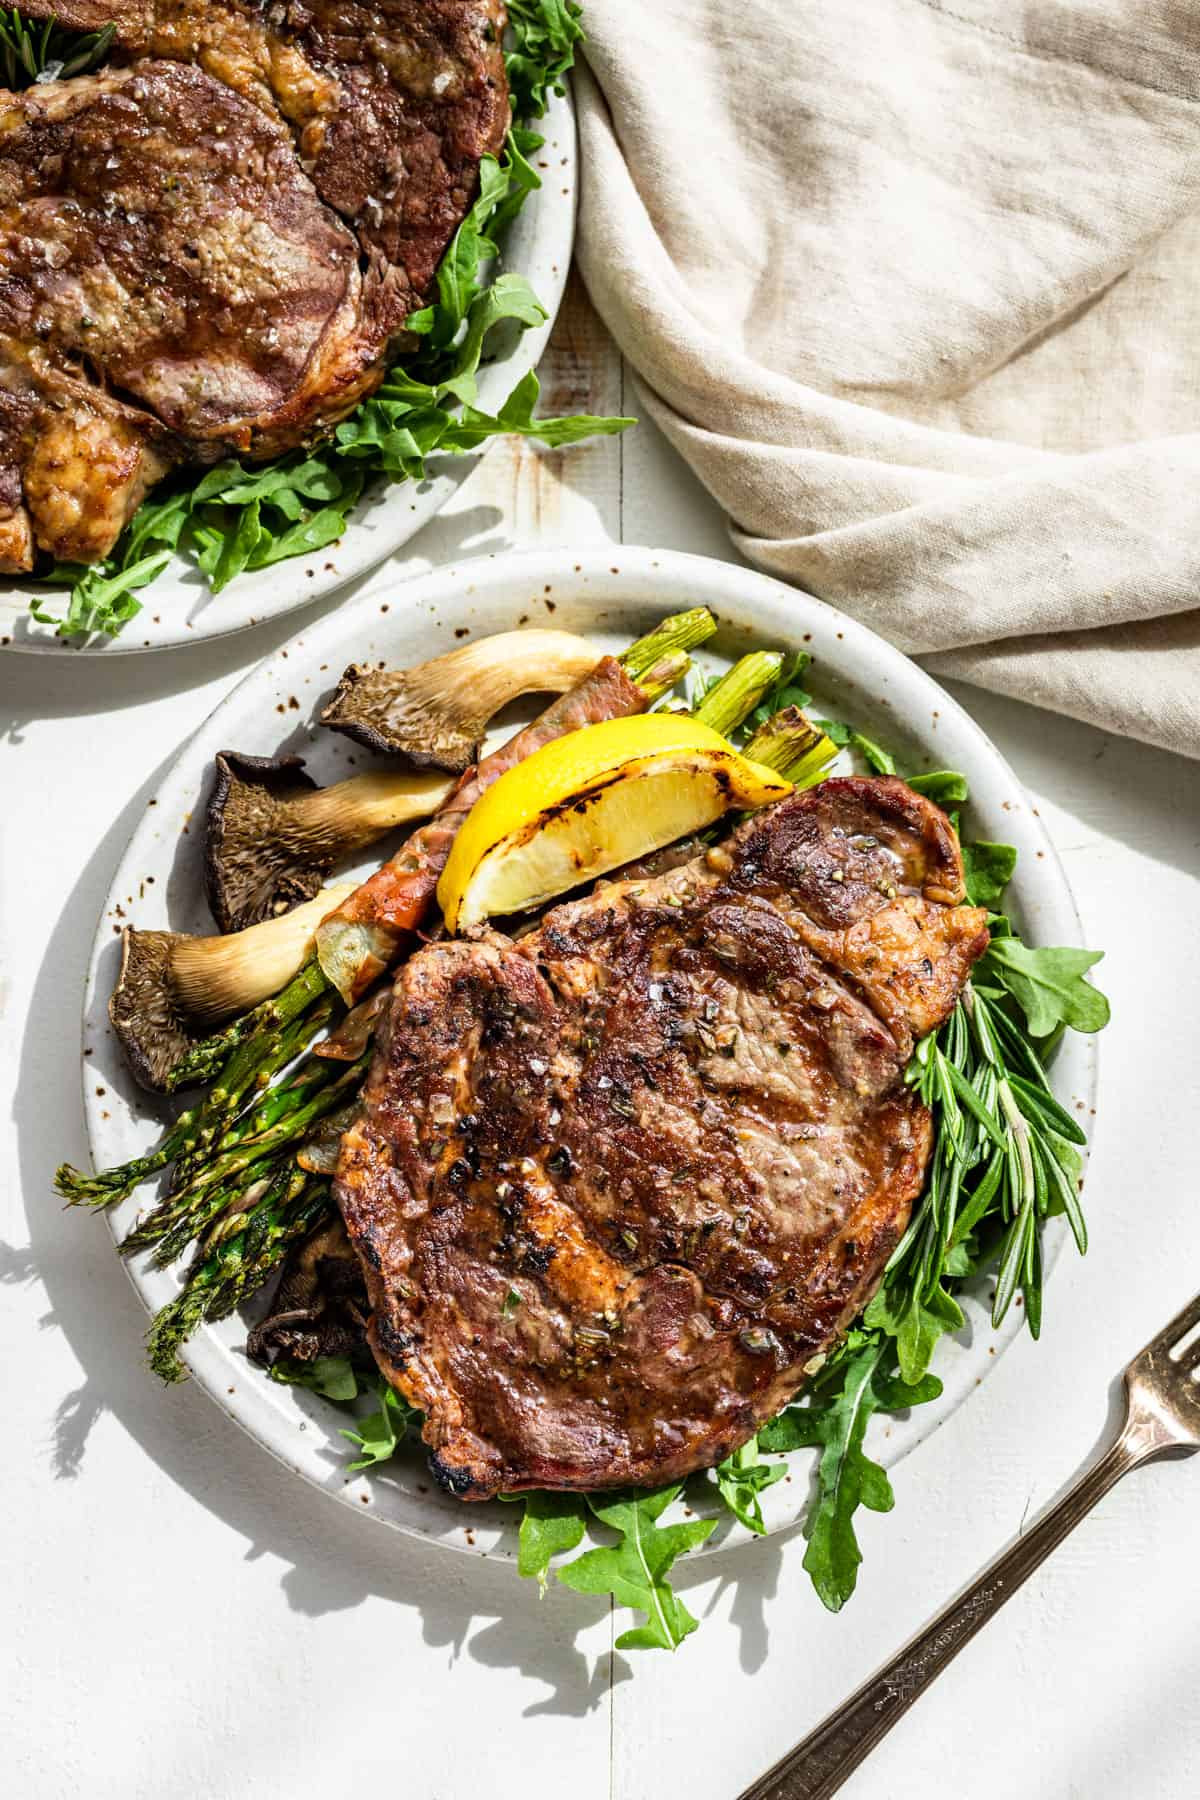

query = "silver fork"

[{"left": 739, "top": 1291, "right": 1200, "bottom": 1800}]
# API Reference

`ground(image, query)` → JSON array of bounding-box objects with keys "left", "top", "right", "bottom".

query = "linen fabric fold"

[{"left": 576, "top": 0, "right": 1200, "bottom": 756}]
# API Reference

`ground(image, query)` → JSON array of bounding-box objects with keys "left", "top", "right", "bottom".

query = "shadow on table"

[{"left": 0, "top": 499, "right": 508, "bottom": 742}]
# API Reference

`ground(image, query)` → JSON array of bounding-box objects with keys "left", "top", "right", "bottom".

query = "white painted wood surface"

[{"left": 3, "top": 290, "right": 1199, "bottom": 1800}]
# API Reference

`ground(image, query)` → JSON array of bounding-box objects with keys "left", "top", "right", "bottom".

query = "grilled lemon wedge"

[{"left": 437, "top": 713, "right": 792, "bottom": 933}]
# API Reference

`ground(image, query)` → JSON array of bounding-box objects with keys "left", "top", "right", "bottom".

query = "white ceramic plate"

[
  {"left": 80, "top": 547, "right": 1097, "bottom": 1561},
  {"left": 0, "top": 92, "right": 576, "bottom": 656}
]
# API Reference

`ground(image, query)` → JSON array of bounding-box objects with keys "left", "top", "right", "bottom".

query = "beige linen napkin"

[{"left": 575, "top": 0, "right": 1200, "bottom": 757}]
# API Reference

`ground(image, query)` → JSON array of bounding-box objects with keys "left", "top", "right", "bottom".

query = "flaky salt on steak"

[
  {"left": 335, "top": 778, "right": 990, "bottom": 1498},
  {"left": 0, "top": 0, "right": 508, "bottom": 569}
]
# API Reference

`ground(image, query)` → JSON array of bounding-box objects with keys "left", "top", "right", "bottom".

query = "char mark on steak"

[
  {"left": 335, "top": 777, "right": 991, "bottom": 1499},
  {"left": 0, "top": 0, "right": 508, "bottom": 569}
]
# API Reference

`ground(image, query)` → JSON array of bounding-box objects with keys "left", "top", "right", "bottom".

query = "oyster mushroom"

[
  {"left": 246, "top": 1214, "right": 368, "bottom": 1368},
  {"left": 203, "top": 751, "right": 455, "bottom": 933},
  {"left": 109, "top": 883, "right": 357, "bottom": 1090},
  {"left": 319, "top": 629, "right": 603, "bottom": 771}
]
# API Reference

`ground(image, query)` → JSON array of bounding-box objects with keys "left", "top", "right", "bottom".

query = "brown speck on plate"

[
  {"left": 95, "top": 1086, "right": 106, "bottom": 1097},
  {"left": 455, "top": 626, "right": 470, "bottom": 638}
]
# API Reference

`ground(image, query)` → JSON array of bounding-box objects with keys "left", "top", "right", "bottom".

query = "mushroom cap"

[
  {"left": 109, "top": 927, "right": 196, "bottom": 1091},
  {"left": 204, "top": 750, "right": 325, "bottom": 933},
  {"left": 318, "top": 631, "right": 602, "bottom": 773},
  {"left": 320, "top": 660, "right": 482, "bottom": 772}
]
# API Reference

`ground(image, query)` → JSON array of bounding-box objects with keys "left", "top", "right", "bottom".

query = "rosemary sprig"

[
  {"left": 0, "top": 8, "right": 114, "bottom": 88},
  {"left": 886, "top": 977, "right": 1088, "bottom": 1348}
]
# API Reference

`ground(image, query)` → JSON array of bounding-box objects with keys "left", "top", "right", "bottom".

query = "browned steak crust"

[
  {"left": 335, "top": 778, "right": 990, "bottom": 1498},
  {"left": 0, "top": 0, "right": 508, "bottom": 565}
]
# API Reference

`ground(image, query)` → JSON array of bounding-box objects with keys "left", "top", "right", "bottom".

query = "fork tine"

[{"left": 1145, "top": 1289, "right": 1200, "bottom": 1358}]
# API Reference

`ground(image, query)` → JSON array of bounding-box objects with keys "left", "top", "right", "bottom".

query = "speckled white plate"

[
  {"left": 80, "top": 548, "right": 1097, "bottom": 1562},
  {"left": 0, "top": 91, "right": 575, "bottom": 656}
]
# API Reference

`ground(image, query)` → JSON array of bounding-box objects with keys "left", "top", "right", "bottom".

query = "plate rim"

[
  {"left": 79, "top": 545, "right": 1098, "bottom": 1562},
  {"left": 0, "top": 88, "right": 577, "bottom": 657}
]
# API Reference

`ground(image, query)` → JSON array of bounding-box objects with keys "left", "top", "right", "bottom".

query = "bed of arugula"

[
  {"left": 273, "top": 652, "right": 1109, "bottom": 1653},
  {"left": 18, "top": 0, "right": 629, "bottom": 640}
]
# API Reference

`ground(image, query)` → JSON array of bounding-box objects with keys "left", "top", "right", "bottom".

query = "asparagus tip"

[{"left": 55, "top": 1162, "right": 130, "bottom": 1209}]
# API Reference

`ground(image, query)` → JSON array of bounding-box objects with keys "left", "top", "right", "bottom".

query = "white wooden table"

[{"left": 4, "top": 283, "right": 1199, "bottom": 1800}]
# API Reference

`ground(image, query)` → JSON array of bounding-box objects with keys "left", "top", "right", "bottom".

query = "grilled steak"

[
  {"left": 0, "top": 0, "right": 507, "bottom": 569},
  {"left": 335, "top": 778, "right": 990, "bottom": 1498}
]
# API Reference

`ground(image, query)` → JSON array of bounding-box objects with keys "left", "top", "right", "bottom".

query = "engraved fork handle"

[{"left": 739, "top": 1430, "right": 1156, "bottom": 1800}]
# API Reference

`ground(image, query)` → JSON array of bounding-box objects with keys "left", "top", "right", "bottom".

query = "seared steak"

[
  {"left": 335, "top": 778, "right": 990, "bottom": 1498},
  {"left": 0, "top": 0, "right": 507, "bottom": 569}
]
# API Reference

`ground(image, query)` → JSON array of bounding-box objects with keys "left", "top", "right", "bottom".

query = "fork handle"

[{"left": 739, "top": 1436, "right": 1141, "bottom": 1800}]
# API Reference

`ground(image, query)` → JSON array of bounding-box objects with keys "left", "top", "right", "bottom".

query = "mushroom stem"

[
  {"left": 170, "top": 884, "right": 359, "bottom": 1025},
  {"left": 277, "top": 768, "right": 456, "bottom": 852}
]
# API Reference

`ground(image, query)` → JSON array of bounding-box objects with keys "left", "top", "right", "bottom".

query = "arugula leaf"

[
  {"left": 760, "top": 1338, "right": 941, "bottom": 1611},
  {"left": 558, "top": 1486, "right": 715, "bottom": 1650},
  {"left": 907, "top": 769, "right": 970, "bottom": 806},
  {"left": 711, "top": 1433, "right": 788, "bottom": 1535},
  {"left": 863, "top": 1276, "right": 964, "bottom": 1385},
  {"left": 269, "top": 1354, "right": 361, "bottom": 1402},
  {"left": 517, "top": 1491, "right": 588, "bottom": 1591},
  {"left": 817, "top": 718, "right": 897, "bottom": 776},
  {"left": 963, "top": 840, "right": 1018, "bottom": 908},
  {"left": 981, "top": 940, "right": 1110, "bottom": 1036},
  {"left": 505, "top": 0, "right": 584, "bottom": 117},
  {"left": 29, "top": 547, "right": 174, "bottom": 638},
  {"left": 444, "top": 369, "right": 635, "bottom": 451},
  {"left": 341, "top": 1379, "right": 422, "bottom": 1471}
]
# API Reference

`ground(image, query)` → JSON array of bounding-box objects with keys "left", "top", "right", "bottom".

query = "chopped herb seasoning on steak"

[
  {"left": 335, "top": 778, "right": 991, "bottom": 1498},
  {"left": 0, "top": 0, "right": 508, "bottom": 569}
]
